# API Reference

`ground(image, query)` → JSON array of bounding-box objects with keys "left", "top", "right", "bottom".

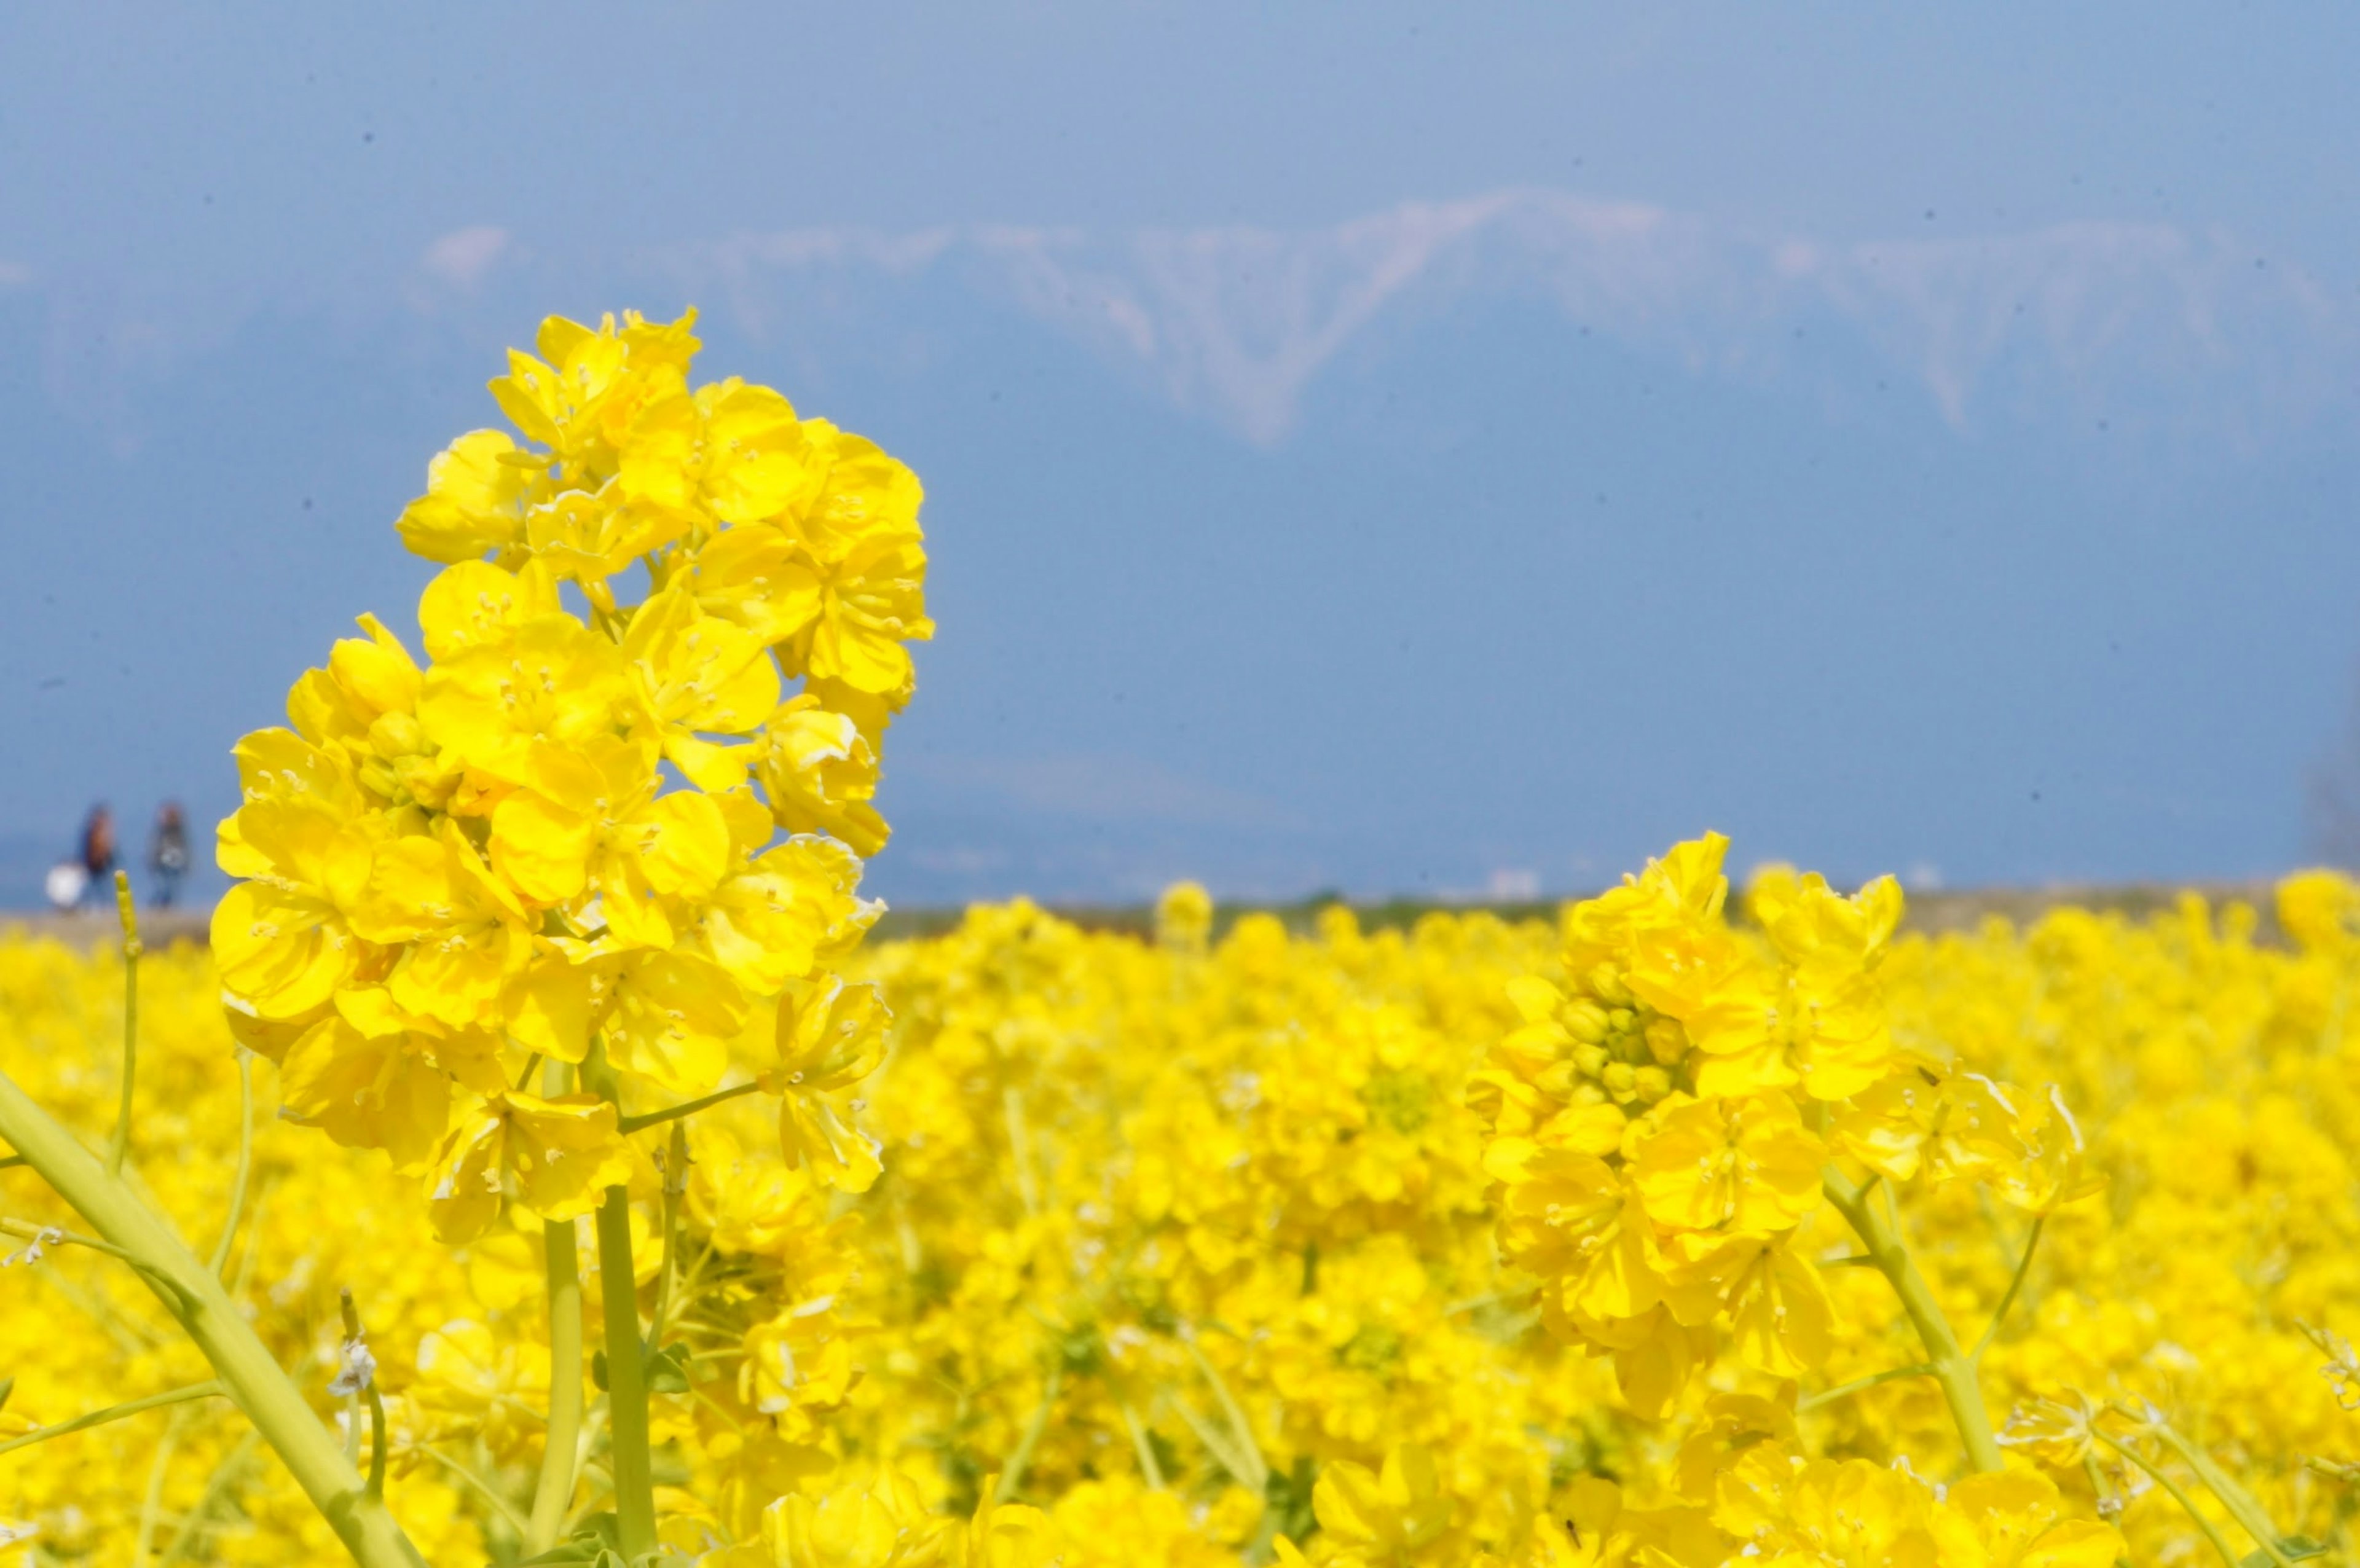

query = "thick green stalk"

[
  {"left": 527, "top": 1062, "right": 588, "bottom": 1556},
  {"left": 580, "top": 1038, "right": 658, "bottom": 1558},
  {"left": 595, "top": 1185, "right": 658, "bottom": 1559},
  {"left": 1822, "top": 1167, "right": 2003, "bottom": 1473},
  {"left": 0, "top": 1065, "right": 425, "bottom": 1567}
]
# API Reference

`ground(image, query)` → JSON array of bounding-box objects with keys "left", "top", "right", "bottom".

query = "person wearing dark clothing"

[
  {"left": 149, "top": 801, "right": 190, "bottom": 908},
  {"left": 77, "top": 804, "right": 116, "bottom": 908}
]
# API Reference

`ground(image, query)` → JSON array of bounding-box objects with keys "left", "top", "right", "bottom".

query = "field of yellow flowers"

[{"left": 5, "top": 312, "right": 2360, "bottom": 1567}]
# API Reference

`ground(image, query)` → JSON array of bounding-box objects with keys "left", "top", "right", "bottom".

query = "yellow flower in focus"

[
  {"left": 395, "top": 428, "right": 545, "bottom": 563},
  {"left": 759, "top": 696, "right": 890, "bottom": 857},
  {"left": 1629, "top": 1092, "right": 1824, "bottom": 1233},
  {"left": 425, "top": 1091, "right": 632, "bottom": 1242},
  {"left": 623, "top": 587, "right": 782, "bottom": 793},
  {"left": 767, "top": 976, "right": 889, "bottom": 1193},
  {"left": 415, "top": 608, "right": 631, "bottom": 791}
]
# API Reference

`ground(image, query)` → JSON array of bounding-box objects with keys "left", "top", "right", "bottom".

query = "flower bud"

[
  {"left": 1645, "top": 1019, "right": 1686, "bottom": 1065},
  {"left": 368, "top": 710, "right": 427, "bottom": 758},
  {"left": 1561, "top": 999, "right": 1610, "bottom": 1044}
]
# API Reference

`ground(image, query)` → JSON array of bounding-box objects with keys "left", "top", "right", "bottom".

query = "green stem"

[
  {"left": 1822, "top": 1166, "right": 2003, "bottom": 1473},
  {"left": 108, "top": 872, "right": 141, "bottom": 1178},
  {"left": 1118, "top": 1397, "right": 1165, "bottom": 1488},
  {"left": 1004, "top": 1088, "right": 1040, "bottom": 1218},
  {"left": 136, "top": 1401, "right": 190, "bottom": 1567},
  {"left": 1799, "top": 1363, "right": 1935, "bottom": 1411},
  {"left": 583, "top": 1038, "right": 658, "bottom": 1559},
  {"left": 2149, "top": 1421, "right": 2299, "bottom": 1568},
  {"left": 615, "top": 1080, "right": 759, "bottom": 1135},
  {"left": 993, "top": 1363, "right": 1063, "bottom": 1503},
  {"left": 2096, "top": 1431, "right": 2243, "bottom": 1568},
  {"left": 649, "top": 1123, "right": 688, "bottom": 1345},
  {"left": 208, "top": 1051, "right": 254, "bottom": 1280},
  {"left": 1974, "top": 1213, "right": 2047, "bottom": 1360},
  {"left": 337, "top": 1289, "right": 388, "bottom": 1500},
  {"left": 0, "top": 1380, "right": 222, "bottom": 1458},
  {"left": 527, "top": 1067, "right": 588, "bottom": 1556},
  {"left": 1181, "top": 1328, "right": 1268, "bottom": 1493},
  {"left": 595, "top": 1185, "right": 656, "bottom": 1559},
  {"left": 0, "top": 1064, "right": 425, "bottom": 1567},
  {"left": 157, "top": 1427, "right": 263, "bottom": 1567},
  {"left": 419, "top": 1444, "right": 532, "bottom": 1537}
]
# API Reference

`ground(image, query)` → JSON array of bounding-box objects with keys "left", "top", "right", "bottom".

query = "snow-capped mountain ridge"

[{"left": 659, "top": 189, "right": 2356, "bottom": 444}]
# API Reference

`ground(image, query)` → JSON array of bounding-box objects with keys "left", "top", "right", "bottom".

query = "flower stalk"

[
  {"left": 1822, "top": 1166, "right": 2004, "bottom": 1473},
  {"left": 527, "top": 1060, "right": 588, "bottom": 1556},
  {"left": 594, "top": 1183, "right": 658, "bottom": 1559}
]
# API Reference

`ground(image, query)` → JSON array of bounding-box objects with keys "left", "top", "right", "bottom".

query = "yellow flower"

[
  {"left": 952, "top": 1492, "right": 1062, "bottom": 1568},
  {"left": 486, "top": 739, "right": 731, "bottom": 947},
  {"left": 1629, "top": 1092, "right": 1824, "bottom": 1234},
  {"left": 1313, "top": 1443, "right": 1458, "bottom": 1567},
  {"left": 395, "top": 428, "right": 543, "bottom": 563},
  {"left": 623, "top": 587, "right": 781, "bottom": 793},
  {"left": 789, "top": 530, "right": 932, "bottom": 696},
  {"left": 1755, "top": 1457, "right": 1938, "bottom": 1568},
  {"left": 694, "top": 836, "right": 877, "bottom": 997},
  {"left": 1155, "top": 882, "right": 1214, "bottom": 955},
  {"left": 416, "top": 558, "right": 564, "bottom": 662},
  {"left": 758, "top": 696, "right": 890, "bottom": 857},
  {"left": 759, "top": 1462, "right": 946, "bottom": 1568},
  {"left": 739, "top": 1298, "right": 860, "bottom": 1425},
  {"left": 592, "top": 949, "right": 749, "bottom": 1095},
  {"left": 1929, "top": 1472, "right": 2125, "bottom": 1568},
  {"left": 277, "top": 1009, "right": 453, "bottom": 1170},
  {"left": 416, "top": 607, "right": 631, "bottom": 791},
  {"left": 768, "top": 976, "right": 889, "bottom": 1193},
  {"left": 350, "top": 823, "right": 533, "bottom": 1033},
  {"left": 425, "top": 1092, "right": 632, "bottom": 1242}
]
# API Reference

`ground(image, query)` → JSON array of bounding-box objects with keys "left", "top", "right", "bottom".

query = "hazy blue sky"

[{"left": 4, "top": 4, "right": 2359, "bottom": 905}]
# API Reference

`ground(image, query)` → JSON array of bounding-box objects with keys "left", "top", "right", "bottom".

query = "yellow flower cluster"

[
  {"left": 210, "top": 310, "right": 929, "bottom": 1238},
  {"left": 1471, "top": 835, "right": 2094, "bottom": 1421}
]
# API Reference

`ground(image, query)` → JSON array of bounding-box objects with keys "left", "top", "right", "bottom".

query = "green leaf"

[
  {"left": 645, "top": 1341, "right": 691, "bottom": 1395},
  {"left": 2243, "top": 1542, "right": 2331, "bottom": 1568},
  {"left": 591, "top": 1349, "right": 609, "bottom": 1394},
  {"left": 511, "top": 1514, "right": 623, "bottom": 1565}
]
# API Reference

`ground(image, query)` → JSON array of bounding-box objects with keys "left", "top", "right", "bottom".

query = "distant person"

[
  {"left": 77, "top": 804, "right": 116, "bottom": 908},
  {"left": 149, "top": 801, "right": 190, "bottom": 908}
]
